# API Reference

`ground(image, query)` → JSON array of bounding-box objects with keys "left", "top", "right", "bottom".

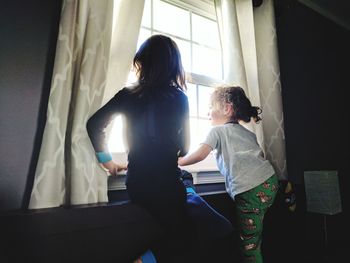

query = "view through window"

[{"left": 108, "top": 0, "right": 223, "bottom": 171}]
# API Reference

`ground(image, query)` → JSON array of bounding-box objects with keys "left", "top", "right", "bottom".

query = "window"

[{"left": 108, "top": 0, "right": 225, "bottom": 189}]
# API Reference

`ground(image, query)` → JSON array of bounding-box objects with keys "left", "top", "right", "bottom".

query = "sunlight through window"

[
  {"left": 107, "top": 116, "right": 125, "bottom": 153},
  {"left": 107, "top": 0, "right": 223, "bottom": 161}
]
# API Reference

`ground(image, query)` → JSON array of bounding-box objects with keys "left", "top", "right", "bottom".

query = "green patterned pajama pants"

[{"left": 234, "top": 174, "right": 279, "bottom": 263}]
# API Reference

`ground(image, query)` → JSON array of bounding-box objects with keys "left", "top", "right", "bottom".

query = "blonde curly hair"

[{"left": 210, "top": 86, "right": 262, "bottom": 123}]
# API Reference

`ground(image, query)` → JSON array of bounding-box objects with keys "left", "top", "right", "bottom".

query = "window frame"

[{"left": 108, "top": 0, "right": 226, "bottom": 191}]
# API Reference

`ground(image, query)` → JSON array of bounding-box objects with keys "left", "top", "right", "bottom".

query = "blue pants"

[
  {"left": 185, "top": 187, "right": 233, "bottom": 239},
  {"left": 141, "top": 170, "right": 234, "bottom": 263}
]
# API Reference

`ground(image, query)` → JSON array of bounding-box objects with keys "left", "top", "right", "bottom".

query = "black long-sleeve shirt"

[{"left": 87, "top": 86, "right": 190, "bottom": 185}]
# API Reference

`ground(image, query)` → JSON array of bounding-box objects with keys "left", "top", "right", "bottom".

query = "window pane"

[
  {"left": 137, "top": 28, "right": 152, "bottom": 50},
  {"left": 141, "top": 0, "right": 151, "bottom": 28},
  {"left": 189, "top": 118, "right": 211, "bottom": 152},
  {"left": 186, "top": 83, "right": 197, "bottom": 117},
  {"left": 198, "top": 85, "right": 213, "bottom": 118},
  {"left": 108, "top": 116, "right": 125, "bottom": 153},
  {"left": 127, "top": 29, "right": 152, "bottom": 85},
  {"left": 189, "top": 118, "right": 198, "bottom": 152},
  {"left": 197, "top": 118, "right": 211, "bottom": 142},
  {"left": 173, "top": 38, "right": 191, "bottom": 72},
  {"left": 153, "top": 0, "right": 190, "bottom": 39},
  {"left": 109, "top": 0, "right": 223, "bottom": 159},
  {"left": 193, "top": 44, "right": 222, "bottom": 79},
  {"left": 192, "top": 14, "right": 220, "bottom": 48}
]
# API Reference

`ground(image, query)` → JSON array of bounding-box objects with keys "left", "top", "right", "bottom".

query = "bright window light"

[
  {"left": 153, "top": 0, "right": 190, "bottom": 39},
  {"left": 107, "top": 0, "right": 223, "bottom": 162},
  {"left": 107, "top": 116, "right": 125, "bottom": 153},
  {"left": 193, "top": 44, "right": 222, "bottom": 79},
  {"left": 192, "top": 13, "right": 220, "bottom": 48}
]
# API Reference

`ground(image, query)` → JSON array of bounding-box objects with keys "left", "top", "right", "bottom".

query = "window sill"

[
  {"left": 108, "top": 183, "right": 227, "bottom": 203},
  {"left": 108, "top": 170, "right": 224, "bottom": 191},
  {"left": 108, "top": 152, "right": 223, "bottom": 191}
]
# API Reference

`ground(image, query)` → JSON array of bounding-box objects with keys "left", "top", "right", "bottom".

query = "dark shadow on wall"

[
  {"left": 0, "top": 0, "right": 62, "bottom": 211},
  {"left": 274, "top": 0, "right": 349, "bottom": 201},
  {"left": 21, "top": 0, "right": 63, "bottom": 210},
  {"left": 274, "top": 0, "right": 350, "bottom": 260}
]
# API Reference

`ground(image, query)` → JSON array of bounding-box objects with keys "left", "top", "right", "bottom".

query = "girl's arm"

[
  {"left": 87, "top": 90, "right": 127, "bottom": 175},
  {"left": 86, "top": 96, "right": 118, "bottom": 153},
  {"left": 178, "top": 144, "right": 212, "bottom": 166}
]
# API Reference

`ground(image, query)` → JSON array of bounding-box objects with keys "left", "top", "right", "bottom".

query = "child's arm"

[{"left": 178, "top": 144, "right": 212, "bottom": 166}]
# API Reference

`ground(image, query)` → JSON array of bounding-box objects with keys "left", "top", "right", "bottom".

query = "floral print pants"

[{"left": 235, "top": 174, "right": 279, "bottom": 263}]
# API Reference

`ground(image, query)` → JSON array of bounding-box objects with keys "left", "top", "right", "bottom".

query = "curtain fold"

[
  {"left": 215, "top": 0, "right": 287, "bottom": 180},
  {"left": 215, "top": 0, "right": 265, "bottom": 149},
  {"left": 29, "top": 0, "right": 144, "bottom": 209},
  {"left": 103, "top": 0, "right": 145, "bottom": 103},
  {"left": 254, "top": 0, "right": 287, "bottom": 179}
]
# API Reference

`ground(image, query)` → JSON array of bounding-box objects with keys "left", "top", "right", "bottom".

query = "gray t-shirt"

[{"left": 203, "top": 123, "right": 275, "bottom": 200}]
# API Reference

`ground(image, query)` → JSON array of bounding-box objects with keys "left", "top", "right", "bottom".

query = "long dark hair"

[
  {"left": 132, "top": 34, "right": 186, "bottom": 93},
  {"left": 211, "top": 86, "right": 262, "bottom": 123}
]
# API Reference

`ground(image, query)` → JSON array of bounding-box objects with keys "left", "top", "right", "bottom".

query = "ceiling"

[{"left": 298, "top": 0, "right": 350, "bottom": 31}]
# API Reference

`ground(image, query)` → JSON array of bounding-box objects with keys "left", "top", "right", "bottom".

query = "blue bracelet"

[
  {"left": 96, "top": 152, "right": 112, "bottom": 163},
  {"left": 186, "top": 187, "right": 196, "bottom": 195}
]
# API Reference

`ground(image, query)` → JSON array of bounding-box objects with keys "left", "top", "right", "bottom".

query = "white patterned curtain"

[
  {"left": 29, "top": 0, "right": 145, "bottom": 209},
  {"left": 215, "top": 0, "right": 287, "bottom": 180}
]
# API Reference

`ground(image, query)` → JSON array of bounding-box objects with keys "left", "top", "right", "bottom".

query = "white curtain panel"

[
  {"left": 254, "top": 0, "right": 287, "bottom": 180},
  {"left": 29, "top": 0, "right": 144, "bottom": 209},
  {"left": 215, "top": 0, "right": 287, "bottom": 180},
  {"left": 103, "top": 0, "right": 145, "bottom": 104},
  {"left": 215, "top": 0, "right": 265, "bottom": 149}
]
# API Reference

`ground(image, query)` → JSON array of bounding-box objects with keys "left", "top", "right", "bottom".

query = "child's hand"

[
  {"left": 178, "top": 157, "right": 185, "bottom": 166},
  {"left": 101, "top": 161, "right": 127, "bottom": 176}
]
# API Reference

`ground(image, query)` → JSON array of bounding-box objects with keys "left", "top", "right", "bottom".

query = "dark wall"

[
  {"left": 273, "top": 1, "right": 350, "bottom": 261},
  {"left": 0, "top": 0, "right": 62, "bottom": 211},
  {"left": 0, "top": 202, "right": 163, "bottom": 263},
  {"left": 274, "top": 1, "right": 349, "bottom": 201}
]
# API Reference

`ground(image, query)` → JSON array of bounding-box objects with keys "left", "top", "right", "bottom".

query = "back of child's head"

[
  {"left": 211, "top": 86, "right": 262, "bottom": 123},
  {"left": 133, "top": 34, "right": 186, "bottom": 92}
]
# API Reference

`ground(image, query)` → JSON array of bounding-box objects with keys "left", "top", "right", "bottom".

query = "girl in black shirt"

[{"left": 87, "top": 35, "right": 190, "bottom": 262}]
